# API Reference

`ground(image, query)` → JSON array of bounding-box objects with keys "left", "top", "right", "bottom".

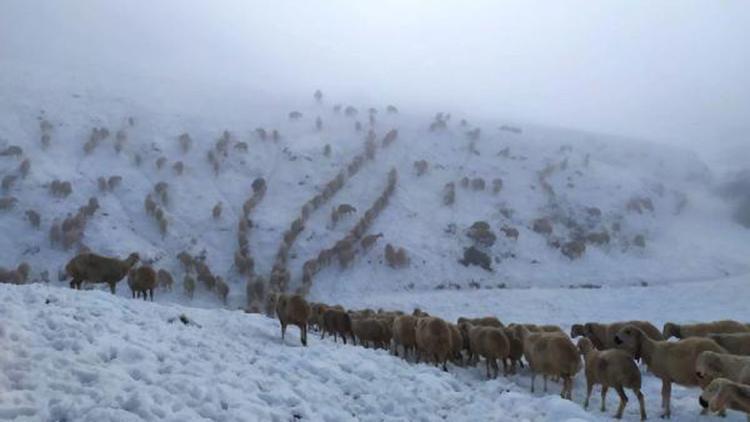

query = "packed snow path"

[{"left": 2, "top": 278, "right": 748, "bottom": 421}]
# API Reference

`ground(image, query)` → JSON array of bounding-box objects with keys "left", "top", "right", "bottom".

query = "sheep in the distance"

[
  {"left": 157, "top": 269, "right": 174, "bottom": 291},
  {"left": 25, "top": 209, "right": 41, "bottom": 228},
  {"left": 577, "top": 337, "right": 646, "bottom": 420},
  {"left": 276, "top": 293, "right": 311, "bottom": 346},
  {"left": 127, "top": 265, "right": 157, "bottom": 300},
  {"left": 183, "top": 275, "right": 196, "bottom": 299},
  {"left": 0, "top": 262, "right": 31, "bottom": 284},
  {"left": 212, "top": 202, "right": 222, "bottom": 220},
  {"left": 66, "top": 252, "right": 140, "bottom": 293}
]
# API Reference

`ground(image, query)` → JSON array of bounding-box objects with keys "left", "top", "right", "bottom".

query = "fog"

[{"left": 2, "top": 1, "right": 749, "bottom": 164}]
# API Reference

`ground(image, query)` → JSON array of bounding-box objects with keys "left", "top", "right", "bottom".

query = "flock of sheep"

[{"left": 275, "top": 292, "right": 750, "bottom": 420}]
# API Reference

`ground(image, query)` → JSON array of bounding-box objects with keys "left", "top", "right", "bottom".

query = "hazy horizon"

[{"left": 2, "top": 1, "right": 749, "bottom": 167}]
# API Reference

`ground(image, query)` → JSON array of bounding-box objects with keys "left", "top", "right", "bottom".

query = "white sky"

[{"left": 2, "top": 1, "right": 749, "bottom": 159}]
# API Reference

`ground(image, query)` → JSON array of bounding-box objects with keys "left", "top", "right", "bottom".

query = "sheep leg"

[
  {"left": 493, "top": 359, "right": 500, "bottom": 379},
  {"left": 301, "top": 324, "right": 308, "bottom": 347},
  {"left": 530, "top": 371, "right": 536, "bottom": 393},
  {"left": 660, "top": 379, "right": 671, "bottom": 418},
  {"left": 601, "top": 385, "right": 608, "bottom": 412},
  {"left": 109, "top": 282, "right": 116, "bottom": 294},
  {"left": 543, "top": 375, "right": 548, "bottom": 393},
  {"left": 501, "top": 358, "right": 508, "bottom": 376},
  {"left": 280, "top": 322, "right": 287, "bottom": 341},
  {"left": 634, "top": 389, "right": 646, "bottom": 421},
  {"left": 614, "top": 385, "right": 628, "bottom": 419},
  {"left": 584, "top": 380, "right": 593, "bottom": 409}
]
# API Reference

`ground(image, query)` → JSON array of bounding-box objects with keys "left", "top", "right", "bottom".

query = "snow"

[{"left": 1, "top": 278, "right": 747, "bottom": 421}]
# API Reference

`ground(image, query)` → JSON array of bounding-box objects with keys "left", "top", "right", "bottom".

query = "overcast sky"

[{"left": 2, "top": 1, "right": 749, "bottom": 159}]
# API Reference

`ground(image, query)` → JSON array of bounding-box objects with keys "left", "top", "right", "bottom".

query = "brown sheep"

[
  {"left": 699, "top": 378, "right": 750, "bottom": 419},
  {"left": 127, "top": 265, "right": 157, "bottom": 300},
  {"left": 414, "top": 160, "right": 429, "bottom": 176},
  {"left": 215, "top": 276, "right": 229, "bottom": 305},
  {"left": 352, "top": 317, "right": 390, "bottom": 349},
  {"left": 448, "top": 323, "right": 464, "bottom": 365},
  {"left": 614, "top": 324, "right": 727, "bottom": 418},
  {"left": 0, "top": 262, "right": 31, "bottom": 284},
  {"left": 415, "top": 316, "right": 452, "bottom": 371},
  {"left": 575, "top": 321, "right": 663, "bottom": 350},
  {"left": 25, "top": 209, "right": 41, "bottom": 229},
  {"left": 578, "top": 337, "right": 646, "bottom": 420},
  {"left": 177, "top": 251, "right": 193, "bottom": 272},
  {"left": 0, "top": 196, "right": 17, "bottom": 210},
  {"left": 2, "top": 174, "right": 17, "bottom": 191},
  {"left": 157, "top": 269, "right": 174, "bottom": 291},
  {"left": 663, "top": 320, "right": 749, "bottom": 339},
  {"left": 322, "top": 308, "right": 354, "bottom": 344},
  {"left": 463, "top": 324, "right": 511, "bottom": 378},
  {"left": 503, "top": 327, "right": 525, "bottom": 374},
  {"left": 393, "top": 315, "right": 418, "bottom": 359},
  {"left": 457, "top": 316, "right": 503, "bottom": 328},
  {"left": 361, "top": 233, "right": 383, "bottom": 251},
  {"left": 515, "top": 325, "right": 581, "bottom": 399},
  {"left": 108, "top": 175, "right": 122, "bottom": 191},
  {"left": 695, "top": 350, "right": 750, "bottom": 386},
  {"left": 276, "top": 294, "right": 311, "bottom": 346},
  {"left": 66, "top": 252, "right": 140, "bottom": 293},
  {"left": 708, "top": 333, "right": 750, "bottom": 356}
]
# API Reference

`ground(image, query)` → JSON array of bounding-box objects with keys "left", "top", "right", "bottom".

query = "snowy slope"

[
  {"left": 1, "top": 60, "right": 748, "bottom": 311},
  {"left": 1, "top": 279, "right": 747, "bottom": 421}
]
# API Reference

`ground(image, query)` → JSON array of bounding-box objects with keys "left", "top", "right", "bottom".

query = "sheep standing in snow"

[
  {"left": 275, "top": 293, "right": 311, "bottom": 346},
  {"left": 127, "top": 265, "right": 157, "bottom": 300},
  {"left": 515, "top": 324, "right": 580, "bottom": 399},
  {"left": 415, "top": 316, "right": 453, "bottom": 371},
  {"left": 157, "top": 269, "right": 174, "bottom": 291},
  {"left": 577, "top": 337, "right": 646, "bottom": 420},
  {"left": 66, "top": 252, "right": 140, "bottom": 293},
  {"left": 0, "top": 262, "right": 31, "bottom": 284},
  {"left": 614, "top": 324, "right": 726, "bottom": 418}
]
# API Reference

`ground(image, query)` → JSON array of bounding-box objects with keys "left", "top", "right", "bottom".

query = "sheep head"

[
  {"left": 699, "top": 378, "right": 735, "bottom": 414},
  {"left": 613, "top": 325, "right": 643, "bottom": 357},
  {"left": 570, "top": 324, "right": 584, "bottom": 338},
  {"left": 662, "top": 322, "right": 680, "bottom": 339},
  {"left": 126, "top": 253, "right": 140, "bottom": 268},
  {"left": 695, "top": 351, "right": 724, "bottom": 387}
]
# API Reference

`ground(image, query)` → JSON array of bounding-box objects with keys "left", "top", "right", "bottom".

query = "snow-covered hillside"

[
  {"left": 0, "top": 60, "right": 748, "bottom": 310},
  {"left": 2, "top": 278, "right": 748, "bottom": 421}
]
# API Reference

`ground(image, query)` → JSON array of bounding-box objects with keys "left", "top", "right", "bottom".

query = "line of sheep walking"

[{"left": 273, "top": 292, "right": 750, "bottom": 420}]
